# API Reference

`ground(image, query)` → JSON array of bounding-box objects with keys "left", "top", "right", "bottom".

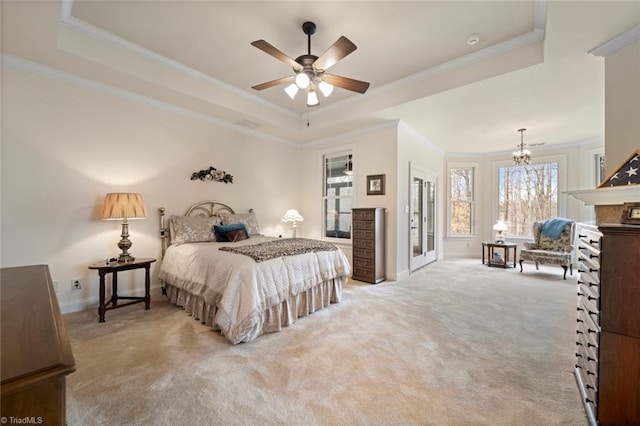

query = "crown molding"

[
  {"left": 589, "top": 24, "right": 640, "bottom": 57},
  {"left": 0, "top": 53, "right": 297, "bottom": 147},
  {"left": 304, "top": 120, "right": 400, "bottom": 149},
  {"left": 60, "top": 0, "right": 547, "bottom": 128},
  {"left": 445, "top": 136, "right": 603, "bottom": 158},
  {"left": 57, "top": 14, "right": 298, "bottom": 120},
  {"left": 398, "top": 121, "right": 446, "bottom": 155}
]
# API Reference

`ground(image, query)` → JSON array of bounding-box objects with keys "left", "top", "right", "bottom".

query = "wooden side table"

[
  {"left": 88, "top": 258, "right": 156, "bottom": 322},
  {"left": 482, "top": 242, "right": 517, "bottom": 269}
]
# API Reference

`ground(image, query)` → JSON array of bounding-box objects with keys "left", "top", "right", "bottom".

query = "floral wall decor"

[{"left": 190, "top": 166, "right": 233, "bottom": 183}]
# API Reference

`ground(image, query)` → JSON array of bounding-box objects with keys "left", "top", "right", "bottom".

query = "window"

[
  {"left": 448, "top": 165, "right": 475, "bottom": 235},
  {"left": 323, "top": 152, "right": 353, "bottom": 240},
  {"left": 498, "top": 162, "right": 559, "bottom": 237},
  {"left": 595, "top": 153, "right": 605, "bottom": 186}
]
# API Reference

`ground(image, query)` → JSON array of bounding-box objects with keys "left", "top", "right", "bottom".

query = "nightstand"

[
  {"left": 88, "top": 258, "right": 156, "bottom": 322},
  {"left": 481, "top": 242, "right": 517, "bottom": 268}
]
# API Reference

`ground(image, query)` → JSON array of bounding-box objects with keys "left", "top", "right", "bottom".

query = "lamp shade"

[
  {"left": 306, "top": 90, "right": 319, "bottom": 106},
  {"left": 493, "top": 220, "right": 508, "bottom": 232},
  {"left": 100, "top": 193, "right": 148, "bottom": 220},
  {"left": 282, "top": 209, "right": 304, "bottom": 223}
]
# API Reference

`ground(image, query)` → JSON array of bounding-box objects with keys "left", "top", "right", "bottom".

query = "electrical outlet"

[
  {"left": 52, "top": 280, "right": 59, "bottom": 292},
  {"left": 71, "top": 278, "right": 82, "bottom": 290}
]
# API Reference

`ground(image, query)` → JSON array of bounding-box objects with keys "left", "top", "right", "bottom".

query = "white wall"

[
  {"left": 299, "top": 122, "right": 398, "bottom": 278},
  {"left": 1, "top": 65, "right": 301, "bottom": 312},
  {"left": 299, "top": 121, "right": 446, "bottom": 282},
  {"left": 604, "top": 39, "right": 640, "bottom": 175},
  {"left": 396, "top": 122, "right": 445, "bottom": 279}
]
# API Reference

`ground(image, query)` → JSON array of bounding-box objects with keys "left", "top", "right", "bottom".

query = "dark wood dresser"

[
  {"left": 351, "top": 207, "right": 385, "bottom": 283},
  {"left": 1, "top": 265, "right": 76, "bottom": 424},
  {"left": 574, "top": 223, "right": 640, "bottom": 425}
]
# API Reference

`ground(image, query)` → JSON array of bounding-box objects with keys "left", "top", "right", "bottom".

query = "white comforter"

[{"left": 158, "top": 235, "right": 350, "bottom": 342}]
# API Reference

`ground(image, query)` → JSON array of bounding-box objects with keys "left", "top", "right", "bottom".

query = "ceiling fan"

[{"left": 251, "top": 21, "right": 370, "bottom": 107}]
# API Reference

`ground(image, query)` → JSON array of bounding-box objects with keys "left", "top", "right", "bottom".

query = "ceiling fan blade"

[
  {"left": 322, "top": 74, "right": 370, "bottom": 94},
  {"left": 313, "top": 36, "right": 357, "bottom": 71},
  {"left": 251, "top": 75, "right": 295, "bottom": 91},
  {"left": 251, "top": 40, "right": 301, "bottom": 70}
]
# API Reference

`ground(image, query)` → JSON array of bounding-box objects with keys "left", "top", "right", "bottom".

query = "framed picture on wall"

[
  {"left": 621, "top": 202, "right": 640, "bottom": 225},
  {"left": 367, "top": 174, "right": 385, "bottom": 196}
]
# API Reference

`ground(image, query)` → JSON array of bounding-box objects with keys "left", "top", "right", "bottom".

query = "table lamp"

[
  {"left": 493, "top": 220, "right": 508, "bottom": 243},
  {"left": 282, "top": 209, "right": 304, "bottom": 238},
  {"left": 101, "top": 193, "right": 148, "bottom": 262}
]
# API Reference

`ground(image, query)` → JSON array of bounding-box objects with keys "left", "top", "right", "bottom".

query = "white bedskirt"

[{"left": 163, "top": 276, "right": 345, "bottom": 344}]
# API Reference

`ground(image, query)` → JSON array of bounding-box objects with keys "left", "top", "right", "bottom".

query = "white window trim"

[
  {"left": 319, "top": 146, "right": 356, "bottom": 245},
  {"left": 492, "top": 154, "right": 568, "bottom": 239},
  {"left": 446, "top": 161, "right": 478, "bottom": 239}
]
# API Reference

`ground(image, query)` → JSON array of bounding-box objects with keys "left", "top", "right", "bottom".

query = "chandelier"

[{"left": 513, "top": 128, "right": 531, "bottom": 166}]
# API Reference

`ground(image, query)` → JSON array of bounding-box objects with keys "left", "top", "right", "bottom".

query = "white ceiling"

[{"left": 2, "top": 1, "right": 639, "bottom": 153}]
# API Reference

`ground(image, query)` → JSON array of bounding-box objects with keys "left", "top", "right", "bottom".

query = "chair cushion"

[{"left": 520, "top": 249, "right": 571, "bottom": 266}]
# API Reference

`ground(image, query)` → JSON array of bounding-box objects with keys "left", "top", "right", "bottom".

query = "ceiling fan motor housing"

[{"left": 302, "top": 21, "right": 316, "bottom": 36}]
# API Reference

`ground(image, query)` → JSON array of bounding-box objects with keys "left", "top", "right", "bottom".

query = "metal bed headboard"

[{"left": 158, "top": 201, "right": 236, "bottom": 258}]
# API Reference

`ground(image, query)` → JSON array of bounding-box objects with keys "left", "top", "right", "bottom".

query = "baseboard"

[{"left": 60, "top": 284, "right": 163, "bottom": 314}]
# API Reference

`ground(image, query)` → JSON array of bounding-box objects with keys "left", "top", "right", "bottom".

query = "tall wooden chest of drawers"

[
  {"left": 352, "top": 208, "right": 385, "bottom": 284},
  {"left": 574, "top": 223, "right": 640, "bottom": 425}
]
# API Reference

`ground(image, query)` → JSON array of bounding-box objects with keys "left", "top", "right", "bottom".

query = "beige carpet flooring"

[{"left": 65, "top": 259, "right": 587, "bottom": 425}]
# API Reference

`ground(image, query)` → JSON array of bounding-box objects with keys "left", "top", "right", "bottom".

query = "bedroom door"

[{"left": 410, "top": 165, "right": 436, "bottom": 272}]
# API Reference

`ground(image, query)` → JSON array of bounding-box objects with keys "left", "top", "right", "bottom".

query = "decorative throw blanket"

[
  {"left": 541, "top": 217, "right": 573, "bottom": 239},
  {"left": 219, "top": 238, "right": 338, "bottom": 262}
]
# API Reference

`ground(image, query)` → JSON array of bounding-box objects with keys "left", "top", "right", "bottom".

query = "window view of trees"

[
  {"left": 449, "top": 167, "right": 474, "bottom": 235},
  {"left": 498, "top": 162, "right": 558, "bottom": 237},
  {"left": 323, "top": 153, "right": 353, "bottom": 239}
]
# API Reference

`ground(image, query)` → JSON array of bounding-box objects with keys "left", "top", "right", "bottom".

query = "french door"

[{"left": 410, "top": 164, "right": 436, "bottom": 272}]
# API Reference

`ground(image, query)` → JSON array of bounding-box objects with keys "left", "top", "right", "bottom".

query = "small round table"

[{"left": 482, "top": 242, "right": 517, "bottom": 269}]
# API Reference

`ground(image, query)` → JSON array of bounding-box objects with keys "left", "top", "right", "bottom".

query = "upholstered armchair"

[{"left": 519, "top": 218, "right": 576, "bottom": 279}]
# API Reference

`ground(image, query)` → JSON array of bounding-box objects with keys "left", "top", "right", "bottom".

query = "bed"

[{"left": 157, "top": 201, "right": 351, "bottom": 344}]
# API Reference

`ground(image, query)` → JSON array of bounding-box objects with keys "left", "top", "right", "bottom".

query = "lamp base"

[
  {"left": 117, "top": 219, "right": 135, "bottom": 262},
  {"left": 118, "top": 253, "right": 135, "bottom": 263}
]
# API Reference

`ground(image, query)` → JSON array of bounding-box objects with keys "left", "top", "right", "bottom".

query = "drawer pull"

[
  {"left": 588, "top": 296, "right": 597, "bottom": 301},
  {"left": 587, "top": 328, "right": 597, "bottom": 334},
  {"left": 590, "top": 239, "right": 598, "bottom": 244},
  {"left": 587, "top": 342, "right": 596, "bottom": 348},
  {"left": 577, "top": 319, "right": 584, "bottom": 323},
  {"left": 589, "top": 254, "right": 598, "bottom": 259},
  {"left": 586, "top": 398, "right": 595, "bottom": 404},
  {"left": 578, "top": 234, "right": 586, "bottom": 238},
  {"left": 576, "top": 353, "right": 582, "bottom": 357},
  {"left": 577, "top": 307, "right": 584, "bottom": 312},
  {"left": 588, "top": 283, "right": 598, "bottom": 288},
  {"left": 576, "top": 330, "right": 584, "bottom": 335},
  {"left": 577, "top": 291, "right": 585, "bottom": 297},
  {"left": 576, "top": 341, "right": 583, "bottom": 346},
  {"left": 586, "top": 385, "right": 595, "bottom": 391},
  {"left": 587, "top": 356, "right": 596, "bottom": 362},
  {"left": 575, "top": 364, "right": 582, "bottom": 369}
]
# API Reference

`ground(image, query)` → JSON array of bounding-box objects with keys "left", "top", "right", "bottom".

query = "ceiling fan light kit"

[{"left": 251, "top": 21, "right": 370, "bottom": 107}]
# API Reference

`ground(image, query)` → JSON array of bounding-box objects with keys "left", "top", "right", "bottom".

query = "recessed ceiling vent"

[{"left": 235, "top": 119, "right": 261, "bottom": 130}]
